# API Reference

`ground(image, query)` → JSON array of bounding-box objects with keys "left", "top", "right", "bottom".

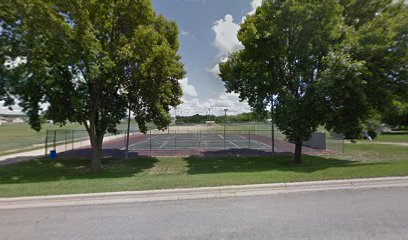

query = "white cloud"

[
  {"left": 207, "top": 57, "right": 228, "bottom": 78},
  {"left": 249, "top": 0, "right": 262, "bottom": 16},
  {"left": 242, "top": 0, "right": 263, "bottom": 22},
  {"left": 209, "top": 1, "right": 262, "bottom": 74},
  {"left": 0, "top": 102, "right": 23, "bottom": 115},
  {"left": 181, "top": 30, "right": 197, "bottom": 40},
  {"left": 212, "top": 14, "right": 244, "bottom": 56},
  {"left": 179, "top": 78, "right": 198, "bottom": 97},
  {"left": 175, "top": 93, "right": 251, "bottom": 116},
  {"left": 208, "top": 63, "right": 221, "bottom": 76}
]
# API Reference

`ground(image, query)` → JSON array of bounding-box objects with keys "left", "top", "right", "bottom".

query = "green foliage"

[
  {"left": 0, "top": 0, "right": 184, "bottom": 167},
  {"left": 176, "top": 112, "right": 263, "bottom": 124},
  {"left": 382, "top": 100, "right": 408, "bottom": 127},
  {"left": 319, "top": 52, "right": 369, "bottom": 139},
  {"left": 219, "top": 0, "right": 408, "bottom": 162},
  {"left": 220, "top": 0, "right": 343, "bottom": 163}
]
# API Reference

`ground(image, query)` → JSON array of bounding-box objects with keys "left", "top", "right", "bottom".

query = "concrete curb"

[{"left": 1, "top": 176, "right": 407, "bottom": 209}]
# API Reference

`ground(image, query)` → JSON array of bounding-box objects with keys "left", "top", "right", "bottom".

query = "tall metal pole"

[
  {"left": 125, "top": 103, "right": 131, "bottom": 159},
  {"left": 271, "top": 99, "right": 275, "bottom": 153},
  {"left": 174, "top": 107, "right": 177, "bottom": 125},
  {"left": 224, "top": 108, "right": 228, "bottom": 148}
]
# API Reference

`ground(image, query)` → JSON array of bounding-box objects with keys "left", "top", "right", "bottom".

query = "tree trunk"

[
  {"left": 90, "top": 134, "right": 104, "bottom": 170},
  {"left": 294, "top": 137, "right": 303, "bottom": 164}
]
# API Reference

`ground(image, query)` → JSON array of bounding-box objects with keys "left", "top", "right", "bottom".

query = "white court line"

[
  {"left": 251, "top": 140, "right": 272, "bottom": 148},
  {"left": 218, "top": 134, "right": 224, "bottom": 139},
  {"left": 237, "top": 134, "right": 247, "bottom": 139},
  {"left": 228, "top": 140, "right": 240, "bottom": 148},
  {"left": 159, "top": 141, "right": 169, "bottom": 149},
  {"left": 250, "top": 140, "right": 278, "bottom": 151},
  {"left": 159, "top": 135, "right": 175, "bottom": 149},
  {"left": 121, "top": 141, "right": 148, "bottom": 150},
  {"left": 121, "top": 135, "right": 159, "bottom": 150}
]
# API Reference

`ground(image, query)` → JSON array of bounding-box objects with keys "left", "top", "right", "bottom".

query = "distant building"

[
  {"left": 0, "top": 111, "right": 28, "bottom": 125},
  {"left": 378, "top": 123, "right": 392, "bottom": 133},
  {"left": 0, "top": 117, "right": 7, "bottom": 125}
]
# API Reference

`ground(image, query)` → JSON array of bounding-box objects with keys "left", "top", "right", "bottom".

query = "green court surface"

[{"left": 125, "top": 133, "right": 273, "bottom": 150}]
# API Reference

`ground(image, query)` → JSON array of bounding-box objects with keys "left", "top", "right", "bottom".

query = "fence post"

[
  {"left": 224, "top": 130, "right": 226, "bottom": 149},
  {"left": 45, "top": 130, "right": 48, "bottom": 157},
  {"left": 174, "top": 130, "right": 177, "bottom": 150},
  {"left": 249, "top": 130, "right": 251, "bottom": 149},
  {"left": 53, "top": 130, "right": 57, "bottom": 151},
  {"left": 199, "top": 130, "right": 201, "bottom": 148},
  {"left": 71, "top": 130, "right": 74, "bottom": 151},
  {"left": 149, "top": 130, "right": 152, "bottom": 157},
  {"left": 65, "top": 130, "right": 68, "bottom": 152}
]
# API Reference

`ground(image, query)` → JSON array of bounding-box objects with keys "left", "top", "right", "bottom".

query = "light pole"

[
  {"left": 125, "top": 103, "right": 131, "bottom": 159},
  {"left": 271, "top": 98, "right": 275, "bottom": 153},
  {"left": 224, "top": 108, "right": 228, "bottom": 148}
]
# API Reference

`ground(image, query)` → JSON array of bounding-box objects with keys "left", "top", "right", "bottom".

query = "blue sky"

[
  {"left": 152, "top": 0, "right": 262, "bottom": 116},
  {"left": 0, "top": 0, "right": 261, "bottom": 116}
]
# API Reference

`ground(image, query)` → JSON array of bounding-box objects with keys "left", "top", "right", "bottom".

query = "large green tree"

[
  {"left": 0, "top": 0, "right": 184, "bottom": 169},
  {"left": 220, "top": 0, "right": 408, "bottom": 163}
]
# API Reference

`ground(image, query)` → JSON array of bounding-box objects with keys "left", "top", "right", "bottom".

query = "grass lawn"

[
  {"left": 376, "top": 131, "right": 408, "bottom": 143},
  {"left": 0, "top": 143, "right": 407, "bottom": 198},
  {"left": 0, "top": 121, "right": 154, "bottom": 156},
  {"left": 0, "top": 123, "right": 85, "bottom": 155}
]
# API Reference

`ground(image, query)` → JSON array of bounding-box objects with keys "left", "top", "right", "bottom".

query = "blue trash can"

[{"left": 50, "top": 150, "right": 57, "bottom": 159}]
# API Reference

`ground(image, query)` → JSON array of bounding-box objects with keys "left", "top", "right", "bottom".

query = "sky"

[
  {"left": 0, "top": 0, "right": 262, "bottom": 116},
  {"left": 152, "top": 0, "right": 262, "bottom": 116}
]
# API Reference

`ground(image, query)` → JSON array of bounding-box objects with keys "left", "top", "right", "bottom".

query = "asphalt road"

[{"left": 1, "top": 187, "right": 407, "bottom": 240}]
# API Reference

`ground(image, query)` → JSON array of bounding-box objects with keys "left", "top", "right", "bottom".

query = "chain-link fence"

[
  {"left": 44, "top": 123, "right": 344, "bottom": 158},
  {"left": 44, "top": 130, "right": 138, "bottom": 157}
]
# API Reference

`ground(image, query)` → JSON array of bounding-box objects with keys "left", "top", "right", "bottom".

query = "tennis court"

[
  {"left": 123, "top": 132, "right": 274, "bottom": 151},
  {"left": 52, "top": 126, "right": 331, "bottom": 158}
]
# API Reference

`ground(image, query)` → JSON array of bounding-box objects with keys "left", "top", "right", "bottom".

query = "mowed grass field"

[
  {"left": 376, "top": 131, "right": 408, "bottom": 143},
  {"left": 0, "top": 142, "right": 407, "bottom": 197},
  {"left": 0, "top": 123, "right": 85, "bottom": 155},
  {"left": 0, "top": 121, "right": 144, "bottom": 156}
]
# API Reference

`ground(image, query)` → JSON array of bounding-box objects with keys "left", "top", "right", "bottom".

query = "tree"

[
  {"left": 220, "top": 0, "right": 343, "bottom": 163},
  {"left": 219, "top": 0, "right": 408, "bottom": 164},
  {"left": 0, "top": 0, "right": 184, "bottom": 169},
  {"left": 382, "top": 100, "right": 408, "bottom": 128}
]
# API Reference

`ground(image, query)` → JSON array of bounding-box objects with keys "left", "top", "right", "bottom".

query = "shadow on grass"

[
  {"left": 0, "top": 156, "right": 159, "bottom": 184},
  {"left": 0, "top": 150, "right": 391, "bottom": 184},
  {"left": 184, "top": 153, "right": 389, "bottom": 175}
]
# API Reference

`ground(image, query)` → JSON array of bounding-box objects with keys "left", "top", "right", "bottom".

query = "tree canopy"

[
  {"left": 219, "top": 0, "right": 408, "bottom": 163},
  {"left": 0, "top": 0, "right": 185, "bottom": 169}
]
